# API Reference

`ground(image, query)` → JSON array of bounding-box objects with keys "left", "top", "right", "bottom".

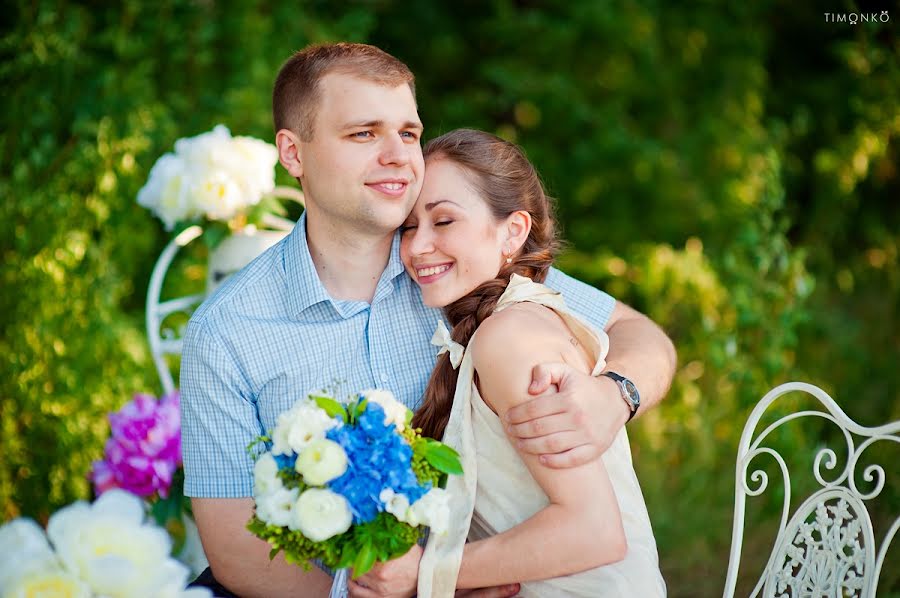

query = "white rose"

[
  {"left": 4, "top": 570, "right": 91, "bottom": 598},
  {"left": 295, "top": 439, "right": 348, "bottom": 486},
  {"left": 255, "top": 486, "right": 300, "bottom": 528},
  {"left": 46, "top": 488, "right": 190, "bottom": 598},
  {"left": 361, "top": 389, "right": 410, "bottom": 431},
  {"left": 379, "top": 489, "right": 411, "bottom": 523},
  {"left": 407, "top": 488, "right": 450, "bottom": 534},
  {"left": 291, "top": 489, "right": 353, "bottom": 541},
  {"left": 253, "top": 453, "right": 283, "bottom": 496},
  {"left": 272, "top": 400, "right": 339, "bottom": 456},
  {"left": 0, "top": 518, "right": 61, "bottom": 590}
]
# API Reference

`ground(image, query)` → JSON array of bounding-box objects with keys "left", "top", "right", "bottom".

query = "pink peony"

[{"left": 90, "top": 392, "right": 182, "bottom": 498}]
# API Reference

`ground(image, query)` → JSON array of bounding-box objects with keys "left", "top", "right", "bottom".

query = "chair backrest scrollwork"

[{"left": 723, "top": 382, "right": 899, "bottom": 598}]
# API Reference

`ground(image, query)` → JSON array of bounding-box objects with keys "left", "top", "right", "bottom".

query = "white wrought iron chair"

[
  {"left": 146, "top": 187, "right": 304, "bottom": 395},
  {"left": 723, "top": 381, "right": 899, "bottom": 597}
]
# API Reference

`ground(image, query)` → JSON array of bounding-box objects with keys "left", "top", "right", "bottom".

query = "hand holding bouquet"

[{"left": 247, "top": 389, "right": 461, "bottom": 578}]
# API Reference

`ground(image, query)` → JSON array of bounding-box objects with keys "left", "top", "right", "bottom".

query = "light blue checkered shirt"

[{"left": 181, "top": 213, "right": 616, "bottom": 498}]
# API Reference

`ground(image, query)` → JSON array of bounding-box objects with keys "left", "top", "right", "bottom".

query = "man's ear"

[
  {"left": 505, "top": 210, "right": 532, "bottom": 255},
  {"left": 276, "top": 129, "right": 304, "bottom": 179}
]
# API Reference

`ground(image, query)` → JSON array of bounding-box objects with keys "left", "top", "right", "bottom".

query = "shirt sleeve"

[
  {"left": 181, "top": 317, "right": 261, "bottom": 498},
  {"left": 544, "top": 267, "right": 617, "bottom": 331}
]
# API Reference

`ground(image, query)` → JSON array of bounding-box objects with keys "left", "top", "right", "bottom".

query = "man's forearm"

[
  {"left": 193, "top": 497, "right": 334, "bottom": 598},
  {"left": 603, "top": 306, "right": 677, "bottom": 418}
]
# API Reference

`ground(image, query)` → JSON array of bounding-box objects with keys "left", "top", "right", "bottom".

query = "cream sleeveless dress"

[{"left": 417, "top": 274, "right": 666, "bottom": 597}]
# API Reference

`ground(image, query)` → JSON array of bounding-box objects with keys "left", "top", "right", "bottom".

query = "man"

[{"left": 182, "top": 42, "right": 676, "bottom": 598}]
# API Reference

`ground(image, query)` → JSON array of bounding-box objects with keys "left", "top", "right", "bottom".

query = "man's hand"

[{"left": 504, "top": 362, "right": 629, "bottom": 468}]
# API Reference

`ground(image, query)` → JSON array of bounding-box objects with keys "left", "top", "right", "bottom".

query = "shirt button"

[{"left": 380, "top": 373, "right": 389, "bottom": 383}]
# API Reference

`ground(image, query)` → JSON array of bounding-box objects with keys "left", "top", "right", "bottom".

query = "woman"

[{"left": 357, "top": 129, "right": 665, "bottom": 597}]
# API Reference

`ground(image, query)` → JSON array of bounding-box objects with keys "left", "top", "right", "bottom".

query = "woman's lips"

[{"left": 415, "top": 263, "right": 453, "bottom": 283}]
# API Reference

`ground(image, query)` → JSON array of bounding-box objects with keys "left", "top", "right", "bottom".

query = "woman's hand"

[{"left": 348, "top": 544, "right": 422, "bottom": 598}]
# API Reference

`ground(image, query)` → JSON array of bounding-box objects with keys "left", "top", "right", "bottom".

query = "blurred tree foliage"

[{"left": 2, "top": 1, "right": 897, "bottom": 595}]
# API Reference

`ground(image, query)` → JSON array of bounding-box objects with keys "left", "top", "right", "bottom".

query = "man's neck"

[{"left": 304, "top": 214, "right": 394, "bottom": 303}]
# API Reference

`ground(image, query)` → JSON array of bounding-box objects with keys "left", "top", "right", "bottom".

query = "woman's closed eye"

[
  {"left": 435, "top": 220, "right": 454, "bottom": 227},
  {"left": 399, "top": 224, "right": 417, "bottom": 235}
]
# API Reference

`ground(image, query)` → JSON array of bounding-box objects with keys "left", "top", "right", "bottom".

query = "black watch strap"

[{"left": 602, "top": 371, "right": 640, "bottom": 422}]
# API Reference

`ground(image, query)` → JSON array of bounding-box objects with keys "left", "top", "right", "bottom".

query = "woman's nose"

[{"left": 407, "top": 226, "right": 434, "bottom": 256}]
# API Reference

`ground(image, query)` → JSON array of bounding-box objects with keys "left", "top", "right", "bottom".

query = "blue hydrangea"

[{"left": 326, "top": 403, "right": 429, "bottom": 524}]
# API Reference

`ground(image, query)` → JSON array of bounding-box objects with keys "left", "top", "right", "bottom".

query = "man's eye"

[
  {"left": 400, "top": 131, "right": 420, "bottom": 140},
  {"left": 352, "top": 131, "right": 373, "bottom": 139}
]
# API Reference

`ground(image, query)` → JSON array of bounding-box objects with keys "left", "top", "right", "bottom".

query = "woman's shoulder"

[{"left": 470, "top": 302, "right": 570, "bottom": 371}]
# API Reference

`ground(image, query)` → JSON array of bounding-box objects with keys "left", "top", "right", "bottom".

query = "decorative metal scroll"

[
  {"left": 723, "top": 382, "right": 899, "bottom": 597},
  {"left": 145, "top": 187, "right": 303, "bottom": 395}
]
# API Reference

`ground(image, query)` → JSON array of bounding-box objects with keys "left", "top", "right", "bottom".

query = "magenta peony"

[{"left": 91, "top": 392, "right": 182, "bottom": 498}]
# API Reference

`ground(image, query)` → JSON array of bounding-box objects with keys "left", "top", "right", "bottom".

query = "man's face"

[{"left": 297, "top": 73, "right": 425, "bottom": 236}]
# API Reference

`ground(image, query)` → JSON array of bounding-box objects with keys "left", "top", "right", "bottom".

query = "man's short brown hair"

[{"left": 273, "top": 42, "right": 416, "bottom": 141}]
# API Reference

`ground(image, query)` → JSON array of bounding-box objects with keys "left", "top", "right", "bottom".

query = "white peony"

[
  {"left": 0, "top": 518, "right": 61, "bottom": 590},
  {"left": 361, "top": 389, "right": 410, "bottom": 431},
  {"left": 271, "top": 400, "right": 340, "bottom": 456},
  {"left": 136, "top": 153, "right": 195, "bottom": 230},
  {"left": 255, "top": 486, "right": 300, "bottom": 528},
  {"left": 294, "top": 439, "right": 348, "bottom": 486},
  {"left": 406, "top": 488, "right": 451, "bottom": 534},
  {"left": 137, "top": 124, "right": 279, "bottom": 229},
  {"left": 253, "top": 453, "right": 283, "bottom": 496},
  {"left": 46, "top": 488, "right": 194, "bottom": 598},
  {"left": 190, "top": 169, "right": 245, "bottom": 222},
  {"left": 379, "top": 489, "right": 411, "bottom": 522},
  {"left": 3, "top": 570, "right": 91, "bottom": 598},
  {"left": 291, "top": 489, "right": 353, "bottom": 541}
]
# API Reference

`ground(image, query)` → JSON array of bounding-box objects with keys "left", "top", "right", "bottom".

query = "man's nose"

[{"left": 378, "top": 132, "right": 410, "bottom": 167}]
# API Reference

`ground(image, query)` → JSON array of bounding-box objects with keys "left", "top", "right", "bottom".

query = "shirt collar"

[{"left": 283, "top": 213, "right": 408, "bottom": 318}]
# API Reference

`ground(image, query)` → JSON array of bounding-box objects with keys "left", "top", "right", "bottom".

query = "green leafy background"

[{"left": 2, "top": 2, "right": 897, "bottom": 595}]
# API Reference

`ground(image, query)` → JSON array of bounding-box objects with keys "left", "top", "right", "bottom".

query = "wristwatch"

[{"left": 602, "top": 371, "right": 640, "bottom": 422}]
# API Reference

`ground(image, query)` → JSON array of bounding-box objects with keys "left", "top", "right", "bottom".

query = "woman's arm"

[{"left": 454, "top": 306, "right": 627, "bottom": 589}]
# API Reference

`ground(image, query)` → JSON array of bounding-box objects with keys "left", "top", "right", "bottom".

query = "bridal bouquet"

[
  {"left": 0, "top": 489, "right": 210, "bottom": 598},
  {"left": 137, "top": 125, "right": 285, "bottom": 245},
  {"left": 247, "top": 389, "right": 461, "bottom": 577}
]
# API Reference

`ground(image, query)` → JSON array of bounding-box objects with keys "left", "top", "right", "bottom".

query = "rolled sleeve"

[
  {"left": 181, "top": 318, "right": 261, "bottom": 498},
  {"left": 545, "top": 267, "right": 617, "bottom": 331}
]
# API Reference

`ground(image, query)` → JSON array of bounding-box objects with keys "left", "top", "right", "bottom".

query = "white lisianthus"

[
  {"left": 253, "top": 453, "right": 283, "bottom": 496},
  {"left": 271, "top": 400, "right": 339, "bottom": 456},
  {"left": 255, "top": 486, "right": 300, "bottom": 528},
  {"left": 3, "top": 570, "right": 91, "bottom": 598},
  {"left": 46, "top": 489, "right": 193, "bottom": 598},
  {"left": 295, "top": 439, "right": 348, "bottom": 486},
  {"left": 379, "top": 489, "right": 411, "bottom": 523},
  {"left": 0, "top": 518, "right": 61, "bottom": 590},
  {"left": 291, "top": 489, "right": 353, "bottom": 541},
  {"left": 406, "top": 488, "right": 451, "bottom": 534},
  {"left": 229, "top": 136, "right": 279, "bottom": 199},
  {"left": 361, "top": 389, "right": 410, "bottom": 431}
]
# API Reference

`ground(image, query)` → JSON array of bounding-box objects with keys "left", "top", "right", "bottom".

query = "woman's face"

[{"left": 400, "top": 160, "right": 509, "bottom": 308}]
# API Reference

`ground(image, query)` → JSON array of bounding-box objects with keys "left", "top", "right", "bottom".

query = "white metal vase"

[{"left": 206, "top": 227, "right": 289, "bottom": 296}]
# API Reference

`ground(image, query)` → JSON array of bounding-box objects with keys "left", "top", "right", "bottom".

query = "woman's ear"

[
  {"left": 505, "top": 210, "right": 533, "bottom": 255},
  {"left": 276, "top": 129, "right": 304, "bottom": 179}
]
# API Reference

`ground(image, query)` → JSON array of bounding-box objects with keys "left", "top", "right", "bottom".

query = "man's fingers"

[
  {"left": 538, "top": 444, "right": 600, "bottom": 469},
  {"left": 507, "top": 412, "right": 576, "bottom": 439},
  {"left": 515, "top": 430, "right": 586, "bottom": 456},
  {"left": 528, "top": 362, "right": 570, "bottom": 395},
  {"left": 505, "top": 394, "right": 567, "bottom": 425}
]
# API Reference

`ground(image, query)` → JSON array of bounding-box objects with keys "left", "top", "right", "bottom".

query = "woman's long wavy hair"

[{"left": 410, "top": 129, "right": 562, "bottom": 440}]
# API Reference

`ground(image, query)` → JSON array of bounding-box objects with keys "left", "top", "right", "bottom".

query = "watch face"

[{"left": 623, "top": 380, "right": 640, "bottom": 405}]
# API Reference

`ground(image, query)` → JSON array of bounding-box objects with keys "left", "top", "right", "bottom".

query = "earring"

[{"left": 506, "top": 256, "right": 512, "bottom": 264}]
